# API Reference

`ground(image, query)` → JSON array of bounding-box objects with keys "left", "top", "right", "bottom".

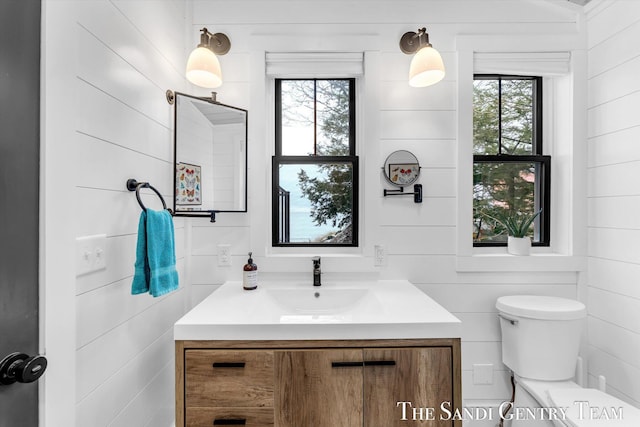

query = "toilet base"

[{"left": 506, "top": 383, "right": 555, "bottom": 427}]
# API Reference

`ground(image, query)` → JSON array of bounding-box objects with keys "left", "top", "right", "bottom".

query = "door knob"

[{"left": 0, "top": 352, "right": 48, "bottom": 385}]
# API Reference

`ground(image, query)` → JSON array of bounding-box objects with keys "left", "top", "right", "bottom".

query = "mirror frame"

[
  {"left": 171, "top": 91, "right": 248, "bottom": 220},
  {"left": 382, "top": 149, "right": 421, "bottom": 187}
]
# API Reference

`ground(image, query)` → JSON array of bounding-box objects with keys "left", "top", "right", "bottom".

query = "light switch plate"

[
  {"left": 218, "top": 244, "right": 231, "bottom": 267},
  {"left": 76, "top": 234, "right": 107, "bottom": 276}
]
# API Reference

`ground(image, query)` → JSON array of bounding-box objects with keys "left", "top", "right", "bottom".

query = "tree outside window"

[
  {"left": 272, "top": 79, "right": 358, "bottom": 247},
  {"left": 473, "top": 75, "right": 550, "bottom": 246}
]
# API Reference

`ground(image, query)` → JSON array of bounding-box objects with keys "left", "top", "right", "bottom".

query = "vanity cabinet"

[
  {"left": 184, "top": 350, "right": 275, "bottom": 426},
  {"left": 176, "top": 339, "right": 461, "bottom": 427}
]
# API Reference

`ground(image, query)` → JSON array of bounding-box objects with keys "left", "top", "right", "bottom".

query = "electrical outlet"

[
  {"left": 76, "top": 234, "right": 108, "bottom": 276},
  {"left": 218, "top": 244, "right": 231, "bottom": 266},
  {"left": 374, "top": 244, "right": 385, "bottom": 266}
]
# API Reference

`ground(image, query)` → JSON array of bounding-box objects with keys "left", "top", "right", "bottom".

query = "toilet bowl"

[
  {"left": 508, "top": 378, "right": 580, "bottom": 427},
  {"left": 497, "top": 295, "right": 640, "bottom": 427}
]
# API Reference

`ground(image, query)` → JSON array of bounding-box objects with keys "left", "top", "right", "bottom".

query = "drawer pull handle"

[
  {"left": 212, "top": 362, "right": 246, "bottom": 368},
  {"left": 331, "top": 361, "right": 363, "bottom": 368},
  {"left": 364, "top": 360, "right": 396, "bottom": 367},
  {"left": 213, "top": 419, "right": 246, "bottom": 425},
  {"left": 331, "top": 360, "right": 397, "bottom": 368}
]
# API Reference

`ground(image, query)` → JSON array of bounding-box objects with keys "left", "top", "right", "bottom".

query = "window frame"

[
  {"left": 272, "top": 78, "right": 359, "bottom": 248},
  {"left": 472, "top": 74, "right": 551, "bottom": 247}
]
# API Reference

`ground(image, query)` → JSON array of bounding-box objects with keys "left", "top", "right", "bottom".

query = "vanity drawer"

[
  {"left": 185, "top": 350, "right": 274, "bottom": 407},
  {"left": 186, "top": 407, "right": 274, "bottom": 427}
]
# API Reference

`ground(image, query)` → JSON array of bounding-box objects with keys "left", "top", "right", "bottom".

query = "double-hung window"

[
  {"left": 272, "top": 78, "right": 358, "bottom": 247},
  {"left": 473, "top": 75, "right": 551, "bottom": 246}
]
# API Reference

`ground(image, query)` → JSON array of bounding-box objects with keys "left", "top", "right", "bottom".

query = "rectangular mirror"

[{"left": 172, "top": 92, "right": 247, "bottom": 218}]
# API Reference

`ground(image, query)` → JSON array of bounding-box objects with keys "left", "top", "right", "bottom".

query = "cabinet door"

[
  {"left": 274, "top": 349, "right": 363, "bottom": 427},
  {"left": 363, "top": 347, "right": 453, "bottom": 427},
  {"left": 185, "top": 350, "right": 274, "bottom": 407}
]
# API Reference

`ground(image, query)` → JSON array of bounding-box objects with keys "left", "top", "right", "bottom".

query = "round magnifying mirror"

[{"left": 383, "top": 150, "right": 421, "bottom": 186}]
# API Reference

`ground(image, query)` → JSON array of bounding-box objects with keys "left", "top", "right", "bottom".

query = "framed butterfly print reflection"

[
  {"left": 388, "top": 163, "right": 419, "bottom": 186},
  {"left": 176, "top": 162, "right": 202, "bottom": 206}
]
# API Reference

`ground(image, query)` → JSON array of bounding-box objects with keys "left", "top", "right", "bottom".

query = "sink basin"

[
  {"left": 266, "top": 288, "right": 370, "bottom": 314},
  {"left": 174, "top": 279, "right": 462, "bottom": 340}
]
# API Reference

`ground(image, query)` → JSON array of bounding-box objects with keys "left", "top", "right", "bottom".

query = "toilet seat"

[
  {"left": 546, "top": 388, "right": 640, "bottom": 427},
  {"left": 518, "top": 377, "right": 580, "bottom": 407},
  {"left": 516, "top": 378, "right": 640, "bottom": 427}
]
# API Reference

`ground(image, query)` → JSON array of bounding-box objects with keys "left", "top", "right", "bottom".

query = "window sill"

[{"left": 455, "top": 252, "right": 586, "bottom": 273}]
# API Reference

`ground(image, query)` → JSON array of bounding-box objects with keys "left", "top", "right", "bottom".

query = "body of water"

[{"left": 279, "top": 164, "right": 337, "bottom": 242}]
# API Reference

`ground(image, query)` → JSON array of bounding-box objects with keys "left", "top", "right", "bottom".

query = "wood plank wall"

[
  {"left": 41, "top": 1, "right": 611, "bottom": 425},
  {"left": 586, "top": 0, "right": 640, "bottom": 408},
  {"left": 50, "top": 0, "right": 190, "bottom": 425},
  {"left": 186, "top": 1, "right": 584, "bottom": 422}
]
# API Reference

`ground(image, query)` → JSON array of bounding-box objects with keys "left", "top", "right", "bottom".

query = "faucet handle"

[{"left": 312, "top": 257, "right": 321, "bottom": 286}]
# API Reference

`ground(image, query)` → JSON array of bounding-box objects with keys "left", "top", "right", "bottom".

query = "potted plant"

[{"left": 482, "top": 209, "right": 542, "bottom": 255}]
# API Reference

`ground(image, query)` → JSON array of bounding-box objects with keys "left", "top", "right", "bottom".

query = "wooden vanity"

[
  {"left": 176, "top": 338, "right": 461, "bottom": 427},
  {"left": 174, "top": 280, "right": 463, "bottom": 427}
]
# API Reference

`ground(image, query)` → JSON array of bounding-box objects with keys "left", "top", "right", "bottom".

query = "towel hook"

[{"left": 126, "top": 178, "right": 169, "bottom": 212}]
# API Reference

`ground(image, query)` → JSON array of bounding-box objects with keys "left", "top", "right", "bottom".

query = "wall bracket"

[{"left": 383, "top": 184, "right": 422, "bottom": 203}]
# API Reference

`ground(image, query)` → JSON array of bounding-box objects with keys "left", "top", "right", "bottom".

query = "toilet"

[{"left": 497, "top": 295, "right": 640, "bottom": 427}]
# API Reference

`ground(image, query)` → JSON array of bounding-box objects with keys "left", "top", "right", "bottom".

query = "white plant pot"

[{"left": 507, "top": 236, "right": 531, "bottom": 256}]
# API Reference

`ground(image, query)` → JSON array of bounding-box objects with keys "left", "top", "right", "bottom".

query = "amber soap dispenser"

[{"left": 243, "top": 252, "right": 258, "bottom": 290}]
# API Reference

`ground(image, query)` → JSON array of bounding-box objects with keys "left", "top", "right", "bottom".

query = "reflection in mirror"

[
  {"left": 383, "top": 150, "right": 420, "bottom": 186},
  {"left": 173, "top": 92, "right": 247, "bottom": 217}
]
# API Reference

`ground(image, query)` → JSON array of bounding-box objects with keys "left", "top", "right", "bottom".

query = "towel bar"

[{"left": 126, "top": 178, "right": 171, "bottom": 213}]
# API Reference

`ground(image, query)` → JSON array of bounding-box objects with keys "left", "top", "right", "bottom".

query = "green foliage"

[
  {"left": 473, "top": 78, "right": 534, "bottom": 155},
  {"left": 481, "top": 209, "right": 541, "bottom": 238},
  {"left": 473, "top": 77, "right": 538, "bottom": 243},
  {"left": 281, "top": 80, "right": 353, "bottom": 241},
  {"left": 281, "top": 80, "right": 350, "bottom": 156},
  {"left": 298, "top": 165, "right": 352, "bottom": 229}
]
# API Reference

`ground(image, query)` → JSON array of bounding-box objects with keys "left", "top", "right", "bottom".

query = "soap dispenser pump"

[{"left": 243, "top": 252, "right": 258, "bottom": 290}]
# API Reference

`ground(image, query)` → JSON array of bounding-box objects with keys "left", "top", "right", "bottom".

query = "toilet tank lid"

[
  {"left": 496, "top": 295, "right": 586, "bottom": 320},
  {"left": 547, "top": 388, "right": 640, "bottom": 427}
]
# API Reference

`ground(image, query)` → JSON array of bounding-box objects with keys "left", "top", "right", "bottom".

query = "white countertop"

[{"left": 174, "top": 279, "right": 461, "bottom": 341}]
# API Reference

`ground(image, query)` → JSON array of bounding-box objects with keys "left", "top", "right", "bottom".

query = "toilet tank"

[{"left": 496, "top": 295, "right": 586, "bottom": 381}]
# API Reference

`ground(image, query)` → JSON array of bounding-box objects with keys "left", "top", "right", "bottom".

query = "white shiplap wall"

[
  {"left": 586, "top": 0, "right": 640, "bottom": 408},
  {"left": 39, "top": 1, "right": 593, "bottom": 425},
  {"left": 43, "top": 0, "right": 189, "bottom": 425},
  {"left": 185, "top": 0, "right": 586, "bottom": 420}
]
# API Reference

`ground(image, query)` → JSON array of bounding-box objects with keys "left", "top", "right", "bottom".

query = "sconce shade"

[
  {"left": 186, "top": 46, "right": 222, "bottom": 88},
  {"left": 408, "top": 45, "right": 445, "bottom": 87}
]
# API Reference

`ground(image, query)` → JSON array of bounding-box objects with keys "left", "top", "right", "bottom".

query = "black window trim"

[
  {"left": 473, "top": 154, "right": 551, "bottom": 247},
  {"left": 272, "top": 78, "right": 359, "bottom": 247},
  {"left": 473, "top": 74, "right": 550, "bottom": 247},
  {"left": 474, "top": 74, "right": 543, "bottom": 155}
]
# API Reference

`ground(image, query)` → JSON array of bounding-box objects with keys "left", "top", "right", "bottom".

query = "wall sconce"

[
  {"left": 186, "top": 28, "right": 231, "bottom": 88},
  {"left": 399, "top": 27, "right": 445, "bottom": 87}
]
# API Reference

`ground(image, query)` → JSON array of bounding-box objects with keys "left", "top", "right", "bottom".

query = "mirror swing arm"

[
  {"left": 383, "top": 184, "right": 423, "bottom": 203},
  {"left": 166, "top": 89, "right": 220, "bottom": 105}
]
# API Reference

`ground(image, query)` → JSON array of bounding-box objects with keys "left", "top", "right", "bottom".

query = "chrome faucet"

[{"left": 312, "top": 257, "right": 321, "bottom": 286}]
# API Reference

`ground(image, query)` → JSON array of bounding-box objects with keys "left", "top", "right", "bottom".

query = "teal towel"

[{"left": 131, "top": 209, "right": 179, "bottom": 297}]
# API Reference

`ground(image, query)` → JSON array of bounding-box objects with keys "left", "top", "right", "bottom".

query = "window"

[
  {"left": 473, "top": 75, "right": 550, "bottom": 246},
  {"left": 272, "top": 79, "right": 358, "bottom": 247}
]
